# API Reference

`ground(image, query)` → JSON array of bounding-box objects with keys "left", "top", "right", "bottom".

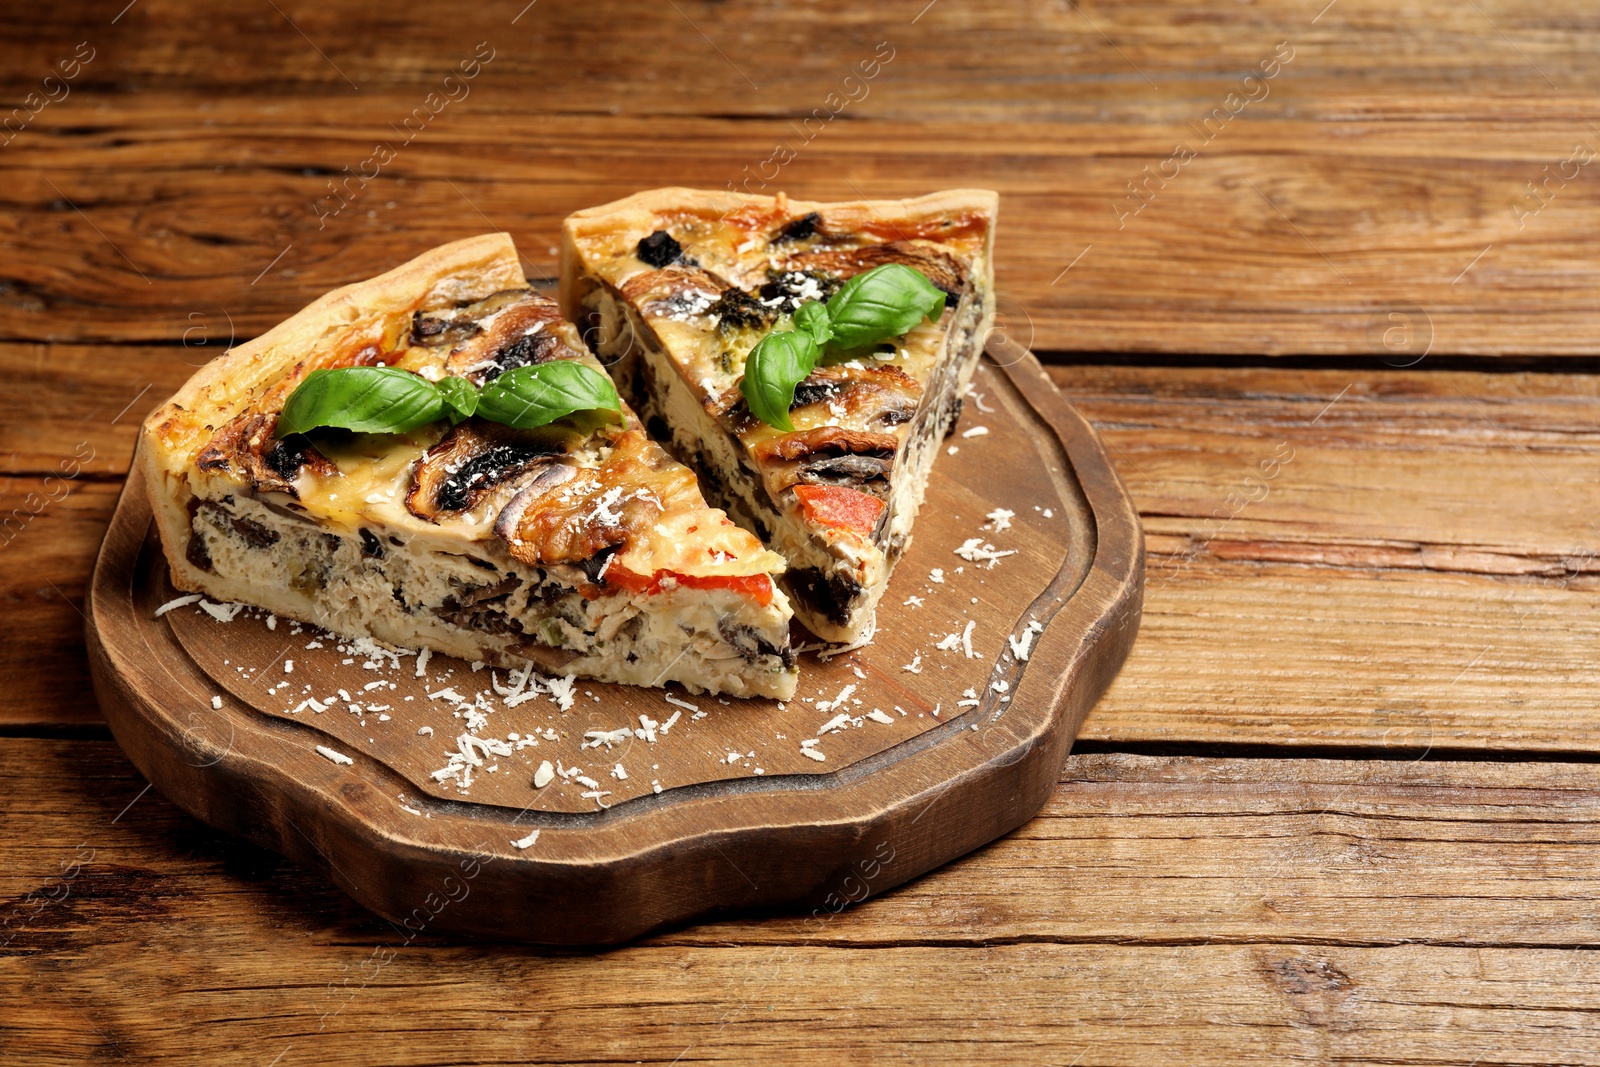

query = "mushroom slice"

[
  {"left": 194, "top": 412, "right": 337, "bottom": 498},
  {"left": 493, "top": 429, "right": 700, "bottom": 568},
  {"left": 440, "top": 292, "right": 576, "bottom": 385},
  {"left": 775, "top": 241, "right": 967, "bottom": 303},
  {"left": 618, "top": 265, "right": 734, "bottom": 321},
  {"left": 750, "top": 427, "right": 899, "bottom": 495},
  {"left": 491, "top": 464, "right": 578, "bottom": 543},
  {"left": 785, "top": 365, "right": 923, "bottom": 428},
  {"left": 411, "top": 288, "right": 532, "bottom": 349},
  {"left": 405, "top": 420, "right": 569, "bottom": 521}
]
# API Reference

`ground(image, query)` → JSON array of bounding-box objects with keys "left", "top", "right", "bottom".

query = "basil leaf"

[
  {"left": 437, "top": 376, "right": 481, "bottom": 424},
  {"left": 276, "top": 367, "right": 445, "bottom": 437},
  {"left": 823, "top": 263, "right": 946, "bottom": 350},
  {"left": 476, "top": 360, "right": 622, "bottom": 430},
  {"left": 739, "top": 329, "right": 819, "bottom": 432},
  {"left": 793, "top": 300, "right": 832, "bottom": 347}
]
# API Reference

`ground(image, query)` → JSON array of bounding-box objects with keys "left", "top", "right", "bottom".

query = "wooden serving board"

[{"left": 84, "top": 345, "right": 1143, "bottom": 944}]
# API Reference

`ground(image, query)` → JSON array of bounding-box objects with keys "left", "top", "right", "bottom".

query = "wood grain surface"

[
  {"left": 2, "top": 1, "right": 1598, "bottom": 353},
  {"left": 11, "top": 357, "right": 1595, "bottom": 754},
  {"left": 8, "top": 739, "right": 1600, "bottom": 1065},
  {"left": 6, "top": 0, "right": 1600, "bottom": 1060}
]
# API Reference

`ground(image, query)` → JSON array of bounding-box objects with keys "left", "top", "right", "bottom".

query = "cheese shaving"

[
  {"left": 954, "top": 538, "right": 1018, "bottom": 567},
  {"left": 153, "top": 594, "right": 202, "bottom": 617}
]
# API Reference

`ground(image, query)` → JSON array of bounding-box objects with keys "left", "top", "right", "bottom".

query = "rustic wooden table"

[{"left": 6, "top": 2, "right": 1600, "bottom": 1063}]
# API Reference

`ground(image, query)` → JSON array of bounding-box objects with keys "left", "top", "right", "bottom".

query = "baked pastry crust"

[
  {"left": 142, "top": 233, "right": 796, "bottom": 698},
  {"left": 561, "top": 189, "right": 997, "bottom": 644}
]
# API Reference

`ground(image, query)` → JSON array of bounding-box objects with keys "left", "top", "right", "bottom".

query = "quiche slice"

[
  {"left": 141, "top": 233, "right": 797, "bottom": 699},
  {"left": 560, "top": 189, "right": 998, "bottom": 645}
]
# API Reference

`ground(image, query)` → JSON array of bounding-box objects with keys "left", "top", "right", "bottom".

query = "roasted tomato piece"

[
  {"left": 792, "top": 484, "right": 886, "bottom": 535},
  {"left": 605, "top": 564, "right": 774, "bottom": 607}
]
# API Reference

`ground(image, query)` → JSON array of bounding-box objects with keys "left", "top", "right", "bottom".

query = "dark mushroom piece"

[
  {"left": 411, "top": 288, "right": 532, "bottom": 349},
  {"left": 751, "top": 426, "right": 899, "bottom": 492},
  {"left": 776, "top": 241, "right": 968, "bottom": 305},
  {"left": 491, "top": 463, "right": 578, "bottom": 544},
  {"left": 770, "top": 211, "right": 822, "bottom": 244},
  {"left": 405, "top": 420, "right": 568, "bottom": 521},
  {"left": 784, "top": 365, "right": 923, "bottom": 428},
  {"left": 756, "top": 268, "right": 841, "bottom": 314},
  {"left": 636, "top": 230, "right": 684, "bottom": 268},
  {"left": 493, "top": 430, "right": 698, "bottom": 569},
  {"left": 195, "top": 412, "right": 338, "bottom": 498},
  {"left": 436, "top": 291, "right": 575, "bottom": 385}
]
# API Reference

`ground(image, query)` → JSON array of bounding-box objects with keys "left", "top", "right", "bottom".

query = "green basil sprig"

[
  {"left": 476, "top": 361, "right": 622, "bottom": 430},
  {"left": 823, "top": 262, "right": 945, "bottom": 350},
  {"left": 278, "top": 367, "right": 446, "bottom": 436},
  {"left": 435, "top": 375, "right": 481, "bottom": 423},
  {"left": 276, "top": 361, "right": 620, "bottom": 437},
  {"left": 738, "top": 263, "right": 947, "bottom": 431},
  {"left": 740, "top": 330, "right": 819, "bottom": 433}
]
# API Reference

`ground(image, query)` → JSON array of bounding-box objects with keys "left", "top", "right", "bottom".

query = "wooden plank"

[
  {"left": 0, "top": 478, "right": 123, "bottom": 729},
  {"left": 7, "top": 349, "right": 1600, "bottom": 752},
  {"left": 1057, "top": 363, "right": 1600, "bottom": 751},
  {"left": 2, "top": 1, "right": 1598, "bottom": 352},
  {"left": 9, "top": 0, "right": 1598, "bottom": 106},
  {"left": 8, "top": 741, "right": 1600, "bottom": 1064}
]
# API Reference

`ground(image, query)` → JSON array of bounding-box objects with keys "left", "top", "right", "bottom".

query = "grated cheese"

[
  {"left": 817, "top": 684, "right": 856, "bottom": 713},
  {"left": 1008, "top": 620, "right": 1044, "bottom": 662},
  {"left": 315, "top": 745, "right": 353, "bottom": 766},
  {"left": 664, "top": 692, "right": 699, "bottom": 714},
  {"left": 984, "top": 508, "right": 1015, "bottom": 532},
  {"left": 546, "top": 674, "right": 577, "bottom": 711},
  {"left": 511, "top": 829, "right": 541, "bottom": 849},
  {"left": 818, "top": 713, "right": 853, "bottom": 735},
  {"left": 954, "top": 538, "right": 1018, "bottom": 568},
  {"left": 583, "top": 727, "right": 633, "bottom": 749},
  {"left": 199, "top": 600, "right": 245, "bottom": 623},
  {"left": 153, "top": 594, "right": 202, "bottom": 617}
]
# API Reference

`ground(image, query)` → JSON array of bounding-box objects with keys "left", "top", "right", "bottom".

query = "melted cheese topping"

[{"left": 181, "top": 290, "right": 779, "bottom": 588}]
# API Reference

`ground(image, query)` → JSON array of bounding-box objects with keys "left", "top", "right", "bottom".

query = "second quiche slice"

[
  {"left": 561, "top": 188, "right": 998, "bottom": 645},
  {"left": 141, "top": 234, "right": 797, "bottom": 699}
]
